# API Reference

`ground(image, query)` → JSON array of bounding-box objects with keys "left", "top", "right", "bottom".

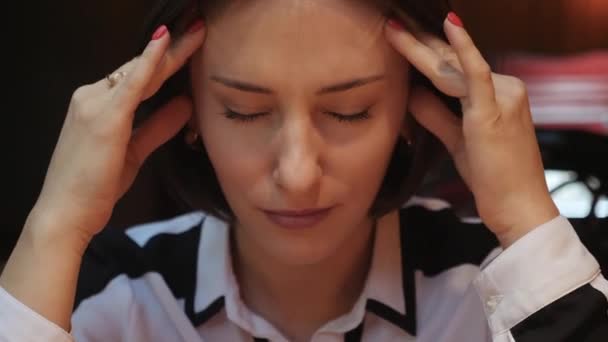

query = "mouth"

[{"left": 261, "top": 206, "right": 335, "bottom": 229}]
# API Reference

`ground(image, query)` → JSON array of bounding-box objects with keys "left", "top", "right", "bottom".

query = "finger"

[
  {"left": 385, "top": 19, "right": 441, "bottom": 81},
  {"left": 142, "top": 20, "right": 206, "bottom": 100},
  {"left": 384, "top": 19, "right": 468, "bottom": 97},
  {"left": 415, "top": 32, "right": 461, "bottom": 69},
  {"left": 393, "top": 15, "right": 465, "bottom": 76},
  {"left": 408, "top": 86, "right": 463, "bottom": 155},
  {"left": 79, "top": 56, "right": 139, "bottom": 98},
  {"left": 408, "top": 86, "right": 472, "bottom": 186},
  {"left": 125, "top": 96, "right": 193, "bottom": 174},
  {"left": 443, "top": 14, "right": 497, "bottom": 113},
  {"left": 112, "top": 25, "right": 172, "bottom": 113}
]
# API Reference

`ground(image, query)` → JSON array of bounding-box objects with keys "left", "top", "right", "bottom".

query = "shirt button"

[{"left": 485, "top": 295, "right": 503, "bottom": 315}]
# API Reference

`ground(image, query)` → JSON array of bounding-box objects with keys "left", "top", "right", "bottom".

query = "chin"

[
  {"left": 234, "top": 205, "right": 368, "bottom": 267},
  {"left": 267, "top": 237, "right": 339, "bottom": 266},
  {"left": 257, "top": 215, "right": 357, "bottom": 267}
]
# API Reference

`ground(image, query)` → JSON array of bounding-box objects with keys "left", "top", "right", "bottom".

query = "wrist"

[
  {"left": 24, "top": 206, "right": 93, "bottom": 257},
  {"left": 495, "top": 199, "right": 560, "bottom": 249},
  {"left": 0, "top": 206, "right": 91, "bottom": 330}
]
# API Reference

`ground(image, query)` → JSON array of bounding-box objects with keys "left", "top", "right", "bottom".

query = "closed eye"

[
  {"left": 222, "top": 108, "right": 372, "bottom": 123},
  {"left": 222, "top": 109, "right": 269, "bottom": 122},
  {"left": 325, "top": 110, "right": 371, "bottom": 122}
]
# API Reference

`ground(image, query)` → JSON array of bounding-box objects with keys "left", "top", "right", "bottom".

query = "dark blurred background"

[{"left": 4, "top": 0, "right": 608, "bottom": 265}]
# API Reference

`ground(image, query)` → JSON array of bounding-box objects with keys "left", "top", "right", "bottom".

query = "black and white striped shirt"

[{"left": 1, "top": 197, "right": 607, "bottom": 341}]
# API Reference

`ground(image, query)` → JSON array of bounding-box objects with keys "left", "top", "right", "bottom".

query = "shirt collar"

[
  {"left": 194, "top": 214, "right": 236, "bottom": 313},
  {"left": 193, "top": 210, "right": 407, "bottom": 331},
  {"left": 363, "top": 210, "right": 407, "bottom": 315}
]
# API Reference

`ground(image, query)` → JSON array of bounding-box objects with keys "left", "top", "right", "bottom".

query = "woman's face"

[{"left": 190, "top": 0, "right": 409, "bottom": 265}]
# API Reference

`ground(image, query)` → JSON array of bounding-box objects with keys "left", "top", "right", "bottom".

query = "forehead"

[{"left": 199, "top": 0, "right": 398, "bottom": 86}]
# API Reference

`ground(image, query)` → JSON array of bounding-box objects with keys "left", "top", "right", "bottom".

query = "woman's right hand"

[
  {"left": 0, "top": 22, "right": 206, "bottom": 331},
  {"left": 30, "top": 21, "right": 206, "bottom": 247}
]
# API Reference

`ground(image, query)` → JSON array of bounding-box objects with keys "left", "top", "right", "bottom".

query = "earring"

[
  {"left": 401, "top": 135, "right": 412, "bottom": 146},
  {"left": 184, "top": 129, "right": 200, "bottom": 146}
]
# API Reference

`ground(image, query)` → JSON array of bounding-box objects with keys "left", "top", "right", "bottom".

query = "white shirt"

[{"left": 1, "top": 197, "right": 607, "bottom": 341}]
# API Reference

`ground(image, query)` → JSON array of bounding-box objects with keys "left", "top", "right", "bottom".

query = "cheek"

[
  {"left": 199, "top": 115, "right": 267, "bottom": 197},
  {"left": 327, "top": 112, "right": 402, "bottom": 194},
  {"left": 329, "top": 88, "right": 407, "bottom": 201},
  {"left": 193, "top": 111, "right": 256, "bottom": 203}
]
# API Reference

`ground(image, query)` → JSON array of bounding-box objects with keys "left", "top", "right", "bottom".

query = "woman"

[{"left": 1, "top": 0, "right": 606, "bottom": 341}]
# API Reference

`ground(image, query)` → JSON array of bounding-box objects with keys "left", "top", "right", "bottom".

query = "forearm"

[
  {"left": 474, "top": 216, "right": 608, "bottom": 340},
  {"left": 0, "top": 209, "right": 90, "bottom": 331}
]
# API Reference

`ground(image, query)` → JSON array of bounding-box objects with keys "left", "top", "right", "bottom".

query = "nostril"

[{"left": 273, "top": 153, "right": 322, "bottom": 193}]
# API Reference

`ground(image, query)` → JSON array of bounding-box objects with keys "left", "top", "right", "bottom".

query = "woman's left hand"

[{"left": 384, "top": 13, "right": 559, "bottom": 248}]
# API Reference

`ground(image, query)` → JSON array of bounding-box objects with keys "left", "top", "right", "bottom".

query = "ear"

[{"left": 186, "top": 114, "right": 199, "bottom": 132}]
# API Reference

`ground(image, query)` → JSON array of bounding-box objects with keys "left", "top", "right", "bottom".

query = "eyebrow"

[{"left": 210, "top": 74, "right": 385, "bottom": 95}]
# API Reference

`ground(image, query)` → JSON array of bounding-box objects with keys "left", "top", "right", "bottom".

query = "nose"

[{"left": 272, "top": 114, "right": 322, "bottom": 198}]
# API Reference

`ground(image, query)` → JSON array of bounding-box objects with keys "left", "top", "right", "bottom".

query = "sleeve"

[
  {"left": 0, "top": 227, "right": 140, "bottom": 342},
  {"left": 0, "top": 286, "right": 74, "bottom": 342},
  {"left": 472, "top": 215, "right": 608, "bottom": 342},
  {"left": 70, "top": 275, "right": 135, "bottom": 342}
]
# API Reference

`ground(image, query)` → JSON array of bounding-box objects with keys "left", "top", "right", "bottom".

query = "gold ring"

[{"left": 106, "top": 71, "right": 127, "bottom": 88}]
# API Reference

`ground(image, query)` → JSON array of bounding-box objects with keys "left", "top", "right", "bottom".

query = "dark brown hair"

[{"left": 136, "top": 0, "right": 460, "bottom": 223}]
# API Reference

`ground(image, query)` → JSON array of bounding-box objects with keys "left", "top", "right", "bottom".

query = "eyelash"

[
  {"left": 222, "top": 108, "right": 371, "bottom": 123},
  {"left": 223, "top": 109, "right": 267, "bottom": 122}
]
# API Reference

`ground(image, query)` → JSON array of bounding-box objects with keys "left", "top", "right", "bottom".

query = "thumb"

[
  {"left": 409, "top": 86, "right": 473, "bottom": 188},
  {"left": 120, "top": 95, "right": 193, "bottom": 197},
  {"left": 408, "top": 86, "right": 462, "bottom": 155}
]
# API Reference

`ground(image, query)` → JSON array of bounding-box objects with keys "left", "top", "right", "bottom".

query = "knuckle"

[
  {"left": 69, "top": 103, "right": 98, "bottom": 124},
  {"left": 69, "top": 87, "right": 96, "bottom": 118},
  {"left": 510, "top": 77, "right": 529, "bottom": 99},
  {"left": 71, "top": 86, "right": 90, "bottom": 103},
  {"left": 499, "top": 77, "right": 529, "bottom": 113}
]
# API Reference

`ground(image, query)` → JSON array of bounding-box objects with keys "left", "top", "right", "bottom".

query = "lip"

[{"left": 262, "top": 207, "right": 334, "bottom": 229}]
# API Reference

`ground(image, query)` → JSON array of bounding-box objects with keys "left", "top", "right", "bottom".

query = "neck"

[{"left": 233, "top": 218, "right": 375, "bottom": 342}]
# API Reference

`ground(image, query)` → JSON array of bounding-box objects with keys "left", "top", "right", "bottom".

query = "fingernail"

[
  {"left": 151, "top": 25, "right": 168, "bottom": 40},
  {"left": 186, "top": 19, "right": 205, "bottom": 34},
  {"left": 387, "top": 18, "right": 405, "bottom": 31},
  {"left": 447, "top": 12, "right": 464, "bottom": 28}
]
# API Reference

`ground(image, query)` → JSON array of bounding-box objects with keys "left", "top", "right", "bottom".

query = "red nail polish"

[
  {"left": 186, "top": 19, "right": 204, "bottom": 34},
  {"left": 151, "top": 25, "right": 168, "bottom": 40},
  {"left": 447, "top": 12, "right": 464, "bottom": 28},
  {"left": 387, "top": 18, "right": 405, "bottom": 31}
]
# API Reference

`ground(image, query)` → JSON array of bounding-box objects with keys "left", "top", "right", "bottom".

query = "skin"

[
  {"left": 0, "top": 0, "right": 559, "bottom": 339},
  {"left": 189, "top": 2, "right": 408, "bottom": 339}
]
